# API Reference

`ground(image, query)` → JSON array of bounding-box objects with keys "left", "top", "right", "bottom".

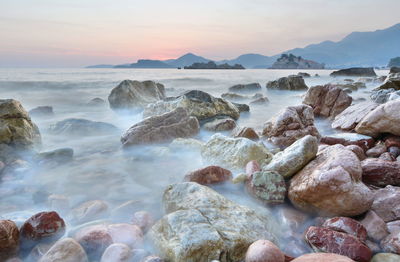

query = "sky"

[{"left": 0, "top": 0, "right": 399, "bottom": 67}]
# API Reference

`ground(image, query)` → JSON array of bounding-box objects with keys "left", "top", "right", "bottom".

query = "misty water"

[{"left": 0, "top": 68, "right": 388, "bottom": 259}]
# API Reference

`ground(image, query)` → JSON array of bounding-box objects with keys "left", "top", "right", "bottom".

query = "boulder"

[
  {"left": 371, "top": 253, "right": 400, "bottom": 262},
  {"left": 232, "top": 127, "right": 259, "bottom": 141},
  {"left": 121, "top": 107, "right": 200, "bottom": 147},
  {"left": 288, "top": 145, "right": 373, "bottom": 216},
  {"left": 262, "top": 105, "right": 320, "bottom": 148},
  {"left": 330, "top": 67, "right": 377, "bottom": 77},
  {"left": 49, "top": 118, "right": 118, "bottom": 137},
  {"left": 149, "top": 182, "right": 278, "bottom": 262},
  {"left": 143, "top": 90, "right": 240, "bottom": 122},
  {"left": 298, "top": 72, "right": 311, "bottom": 78},
  {"left": 320, "top": 133, "right": 374, "bottom": 152},
  {"left": 203, "top": 117, "right": 237, "bottom": 132},
  {"left": 201, "top": 134, "right": 273, "bottom": 169},
  {"left": 355, "top": 100, "right": 400, "bottom": 137},
  {"left": 246, "top": 170, "right": 287, "bottom": 204},
  {"left": 381, "top": 231, "right": 400, "bottom": 254},
  {"left": 264, "top": 135, "right": 318, "bottom": 178},
  {"left": 20, "top": 211, "right": 65, "bottom": 250},
  {"left": 322, "top": 217, "right": 367, "bottom": 242},
  {"left": 29, "top": 106, "right": 54, "bottom": 117},
  {"left": 375, "top": 73, "right": 400, "bottom": 91},
  {"left": 184, "top": 166, "right": 232, "bottom": 185},
  {"left": 266, "top": 75, "right": 308, "bottom": 90},
  {"left": 39, "top": 238, "right": 88, "bottom": 262},
  {"left": 100, "top": 243, "right": 132, "bottom": 262},
  {"left": 291, "top": 253, "right": 354, "bottom": 262},
  {"left": 391, "top": 67, "right": 400, "bottom": 74},
  {"left": 232, "top": 102, "right": 250, "bottom": 113},
  {"left": 131, "top": 211, "right": 154, "bottom": 233},
  {"left": 0, "top": 220, "right": 19, "bottom": 260},
  {"left": 305, "top": 226, "right": 372, "bottom": 262},
  {"left": 371, "top": 186, "right": 400, "bottom": 222},
  {"left": 87, "top": 98, "right": 106, "bottom": 107},
  {"left": 371, "top": 88, "right": 396, "bottom": 104},
  {"left": 244, "top": 240, "right": 285, "bottom": 262},
  {"left": 250, "top": 97, "right": 269, "bottom": 105},
  {"left": 108, "top": 80, "right": 166, "bottom": 110},
  {"left": 302, "top": 85, "right": 352, "bottom": 118},
  {"left": 332, "top": 102, "right": 379, "bottom": 131},
  {"left": 361, "top": 159, "right": 400, "bottom": 187},
  {"left": 0, "top": 99, "right": 41, "bottom": 149},
  {"left": 229, "top": 83, "right": 262, "bottom": 93},
  {"left": 360, "top": 210, "right": 389, "bottom": 242},
  {"left": 366, "top": 143, "right": 387, "bottom": 157}
]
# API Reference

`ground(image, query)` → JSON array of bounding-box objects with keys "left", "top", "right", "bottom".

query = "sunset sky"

[{"left": 1, "top": 0, "right": 399, "bottom": 67}]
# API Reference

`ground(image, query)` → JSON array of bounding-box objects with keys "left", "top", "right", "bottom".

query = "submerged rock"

[
  {"left": 0, "top": 220, "right": 19, "bottom": 260},
  {"left": 355, "top": 99, "right": 400, "bottom": 137},
  {"left": 49, "top": 118, "right": 118, "bottom": 136},
  {"left": 332, "top": 102, "right": 379, "bottom": 131},
  {"left": 29, "top": 106, "right": 54, "bottom": 117},
  {"left": 264, "top": 135, "right": 318, "bottom": 178},
  {"left": 149, "top": 182, "right": 278, "bottom": 262},
  {"left": 232, "top": 127, "right": 259, "bottom": 141},
  {"left": 302, "top": 84, "right": 352, "bottom": 118},
  {"left": 228, "top": 83, "right": 261, "bottom": 93},
  {"left": 108, "top": 80, "right": 166, "bottom": 111},
  {"left": 266, "top": 75, "right": 308, "bottom": 90},
  {"left": 288, "top": 145, "right": 373, "bottom": 216},
  {"left": 37, "top": 148, "right": 74, "bottom": 164},
  {"left": 87, "top": 98, "right": 106, "bottom": 107},
  {"left": 0, "top": 99, "right": 41, "bottom": 149},
  {"left": 121, "top": 107, "right": 199, "bottom": 147},
  {"left": 184, "top": 165, "right": 232, "bottom": 185},
  {"left": 203, "top": 117, "right": 236, "bottom": 132},
  {"left": 246, "top": 170, "right": 286, "bottom": 204},
  {"left": 143, "top": 90, "right": 240, "bottom": 121},
  {"left": 71, "top": 200, "right": 109, "bottom": 225},
  {"left": 201, "top": 134, "right": 273, "bottom": 169},
  {"left": 39, "top": 238, "right": 88, "bottom": 262},
  {"left": 262, "top": 104, "right": 320, "bottom": 147},
  {"left": 232, "top": 102, "right": 250, "bottom": 113},
  {"left": 330, "top": 67, "right": 377, "bottom": 77}
]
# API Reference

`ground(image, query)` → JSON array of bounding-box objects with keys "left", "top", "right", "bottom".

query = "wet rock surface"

[
  {"left": 229, "top": 83, "right": 262, "bottom": 93},
  {"left": 361, "top": 158, "right": 400, "bottom": 186},
  {"left": 291, "top": 253, "right": 354, "bottom": 261},
  {"left": 121, "top": 107, "right": 200, "bottom": 147},
  {"left": 203, "top": 117, "right": 237, "bottom": 131},
  {"left": 245, "top": 240, "right": 285, "bottom": 262},
  {"left": 232, "top": 127, "right": 260, "bottom": 140},
  {"left": 266, "top": 75, "right": 308, "bottom": 90},
  {"left": 184, "top": 165, "right": 232, "bottom": 185},
  {"left": 262, "top": 105, "right": 320, "bottom": 147}
]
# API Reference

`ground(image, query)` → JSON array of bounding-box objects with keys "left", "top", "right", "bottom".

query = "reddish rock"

[
  {"left": 184, "top": 166, "right": 232, "bottom": 185},
  {"left": 379, "top": 152, "right": 396, "bottom": 161},
  {"left": 233, "top": 127, "right": 260, "bottom": 141},
  {"left": 372, "top": 186, "right": 400, "bottom": 222},
  {"left": 245, "top": 239, "right": 285, "bottom": 262},
  {"left": 366, "top": 143, "right": 387, "bottom": 157},
  {"left": 291, "top": 253, "right": 354, "bottom": 262},
  {"left": 360, "top": 210, "right": 389, "bottom": 242},
  {"left": 362, "top": 159, "right": 400, "bottom": 187},
  {"left": 305, "top": 226, "right": 372, "bottom": 262},
  {"left": 303, "top": 84, "right": 352, "bottom": 119},
  {"left": 381, "top": 231, "right": 400, "bottom": 254},
  {"left": 322, "top": 217, "right": 367, "bottom": 242},
  {"left": 385, "top": 135, "right": 400, "bottom": 148},
  {"left": 20, "top": 211, "right": 65, "bottom": 250},
  {"left": 346, "top": 145, "right": 366, "bottom": 160},
  {"left": 0, "top": 220, "right": 19, "bottom": 260},
  {"left": 246, "top": 160, "right": 261, "bottom": 177},
  {"left": 131, "top": 211, "right": 155, "bottom": 233}
]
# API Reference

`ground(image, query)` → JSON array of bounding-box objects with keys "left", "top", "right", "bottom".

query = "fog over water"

[{"left": 0, "top": 68, "right": 388, "bottom": 259}]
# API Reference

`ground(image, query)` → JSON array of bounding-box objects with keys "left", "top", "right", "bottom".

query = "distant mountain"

[
  {"left": 218, "top": 53, "right": 278, "bottom": 69},
  {"left": 114, "top": 59, "right": 173, "bottom": 68},
  {"left": 184, "top": 61, "right": 244, "bottom": 69},
  {"left": 286, "top": 23, "right": 400, "bottom": 67},
  {"left": 270, "top": 54, "right": 325, "bottom": 69},
  {"left": 164, "top": 53, "right": 211, "bottom": 67},
  {"left": 86, "top": 64, "right": 114, "bottom": 68}
]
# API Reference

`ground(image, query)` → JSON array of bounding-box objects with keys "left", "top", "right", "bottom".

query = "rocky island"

[
  {"left": 184, "top": 61, "right": 245, "bottom": 69},
  {"left": 270, "top": 53, "right": 325, "bottom": 69}
]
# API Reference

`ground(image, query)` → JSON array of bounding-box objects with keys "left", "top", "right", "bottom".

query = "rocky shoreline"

[{"left": 0, "top": 68, "right": 400, "bottom": 261}]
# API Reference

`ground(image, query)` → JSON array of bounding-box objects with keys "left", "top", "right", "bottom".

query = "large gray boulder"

[
  {"left": 266, "top": 75, "right": 308, "bottom": 90},
  {"left": 0, "top": 99, "right": 41, "bottom": 149},
  {"left": 121, "top": 107, "right": 200, "bottom": 147},
  {"left": 264, "top": 135, "right": 318, "bottom": 178},
  {"left": 108, "top": 80, "right": 166, "bottom": 111},
  {"left": 201, "top": 134, "right": 273, "bottom": 169},
  {"left": 149, "top": 182, "right": 278, "bottom": 262},
  {"left": 143, "top": 90, "right": 240, "bottom": 122},
  {"left": 330, "top": 67, "right": 377, "bottom": 77}
]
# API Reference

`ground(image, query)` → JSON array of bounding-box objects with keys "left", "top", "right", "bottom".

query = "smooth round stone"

[
  {"left": 245, "top": 240, "right": 285, "bottom": 262},
  {"left": 371, "top": 253, "right": 400, "bottom": 262}
]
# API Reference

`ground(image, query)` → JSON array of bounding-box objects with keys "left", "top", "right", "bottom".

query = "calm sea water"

[{"left": 0, "top": 68, "right": 388, "bottom": 258}]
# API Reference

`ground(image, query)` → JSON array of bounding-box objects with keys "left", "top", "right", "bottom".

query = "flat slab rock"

[
  {"left": 361, "top": 158, "right": 400, "bottom": 187},
  {"left": 320, "top": 133, "right": 374, "bottom": 151},
  {"left": 331, "top": 102, "right": 378, "bottom": 131},
  {"left": 149, "top": 182, "right": 278, "bottom": 262},
  {"left": 121, "top": 107, "right": 200, "bottom": 147}
]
